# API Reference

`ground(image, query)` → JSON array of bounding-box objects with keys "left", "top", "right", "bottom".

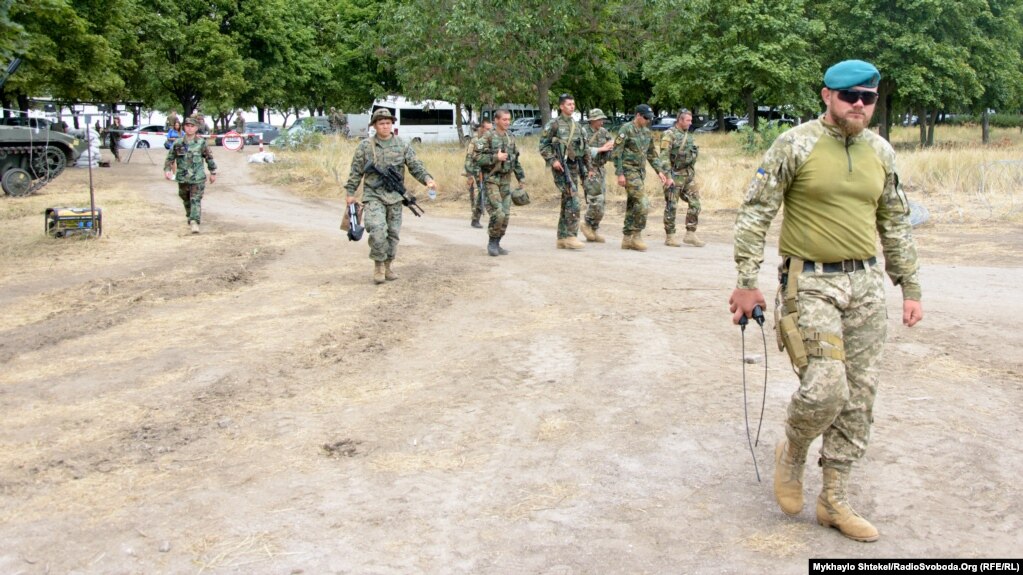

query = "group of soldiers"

[
  {"left": 342, "top": 60, "right": 924, "bottom": 545},
  {"left": 462, "top": 95, "right": 706, "bottom": 255}
]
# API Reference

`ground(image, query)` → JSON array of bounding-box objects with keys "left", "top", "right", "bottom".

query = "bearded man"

[{"left": 728, "top": 60, "right": 923, "bottom": 542}]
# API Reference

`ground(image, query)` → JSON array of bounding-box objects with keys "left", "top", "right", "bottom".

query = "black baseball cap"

[{"left": 635, "top": 104, "right": 654, "bottom": 120}]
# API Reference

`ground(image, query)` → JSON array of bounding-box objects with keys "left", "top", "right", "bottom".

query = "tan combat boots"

[
  {"left": 774, "top": 439, "right": 807, "bottom": 516},
  {"left": 816, "top": 467, "right": 880, "bottom": 542}
]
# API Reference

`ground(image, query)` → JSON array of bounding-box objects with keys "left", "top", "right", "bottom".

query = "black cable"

[{"left": 740, "top": 305, "right": 768, "bottom": 482}]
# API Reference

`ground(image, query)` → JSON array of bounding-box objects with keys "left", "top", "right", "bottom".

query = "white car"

[
  {"left": 118, "top": 124, "right": 167, "bottom": 150},
  {"left": 509, "top": 117, "right": 543, "bottom": 137}
]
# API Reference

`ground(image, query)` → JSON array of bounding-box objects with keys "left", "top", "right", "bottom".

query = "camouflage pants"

[
  {"left": 553, "top": 159, "right": 584, "bottom": 238},
  {"left": 583, "top": 166, "right": 607, "bottom": 228},
  {"left": 363, "top": 199, "right": 403, "bottom": 262},
  {"left": 178, "top": 183, "right": 205, "bottom": 223},
  {"left": 470, "top": 179, "right": 486, "bottom": 221},
  {"left": 783, "top": 263, "right": 887, "bottom": 472},
  {"left": 621, "top": 170, "right": 649, "bottom": 235},
  {"left": 485, "top": 173, "right": 513, "bottom": 239},
  {"left": 664, "top": 169, "right": 701, "bottom": 234}
]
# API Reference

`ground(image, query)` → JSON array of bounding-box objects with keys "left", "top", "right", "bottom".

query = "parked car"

[
  {"left": 0, "top": 117, "right": 62, "bottom": 130},
  {"left": 214, "top": 121, "right": 279, "bottom": 146},
  {"left": 649, "top": 116, "right": 676, "bottom": 131},
  {"left": 694, "top": 116, "right": 743, "bottom": 133},
  {"left": 509, "top": 117, "right": 543, "bottom": 137},
  {"left": 118, "top": 124, "right": 167, "bottom": 149}
]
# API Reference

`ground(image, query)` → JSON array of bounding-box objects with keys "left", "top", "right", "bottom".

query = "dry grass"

[
  {"left": 740, "top": 524, "right": 812, "bottom": 557},
  {"left": 265, "top": 126, "right": 1023, "bottom": 224}
]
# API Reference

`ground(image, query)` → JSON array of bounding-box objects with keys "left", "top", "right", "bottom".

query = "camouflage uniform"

[
  {"left": 612, "top": 121, "right": 668, "bottom": 235},
  {"left": 734, "top": 117, "right": 921, "bottom": 471},
  {"left": 539, "top": 114, "right": 593, "bottom": 239},
  {"left": 659, "top": 126, "right": 701, "bottom": 234},
  {"left": 474, "top": 128, "right": 525, "bottom": 241},
  {"left": 582, "top": 122, "right": 613, "bottom": 230},
  {"left": 164, "top": 134, "right": 217, "bottom": 224},
  {"left": 463, "top": 133, "right": 486, "bottom": 223},
  {"left": 344, "top": 135, "right": 432, "bottom": 262},
  {"left": 233, "top": 114, "right": 245, "bottom": 134}
]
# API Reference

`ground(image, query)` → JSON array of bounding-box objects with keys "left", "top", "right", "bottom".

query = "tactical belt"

[{"left": 802, "top": 256, "right": 877, "bottom": 274}]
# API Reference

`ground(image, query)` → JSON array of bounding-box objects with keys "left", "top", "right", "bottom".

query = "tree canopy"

[{"left": 2, "top": 0, "right": 1021, "bottom": 143}]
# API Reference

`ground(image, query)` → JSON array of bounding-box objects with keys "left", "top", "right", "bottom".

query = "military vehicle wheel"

[
  {"left": 2, "top": 168, "right": 33, "bottom": 196},
  {"left": 31, "top": 147, "right": 67, "bottom": 179},
  {"left": 136, "top": 140, "right": 150, "bottom": 149}
]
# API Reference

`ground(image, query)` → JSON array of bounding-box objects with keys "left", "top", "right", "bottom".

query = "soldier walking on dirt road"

[
  {"left": 164, "top": 115, "right": 217, "bottom": 234},
  {"left": 344, "top": 108, "right": 437, "bottom": 284},
  {"left": 729, "top": 60, "right": 924, "bottom": 543}
]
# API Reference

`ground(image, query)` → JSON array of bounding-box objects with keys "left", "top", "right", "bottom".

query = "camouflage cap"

[
  {"left": 588, "top": 108, "right": 607, "bottom": 121},
  {"left": 182, "top": 116, "right": 199, "bottom": 126},
  {"left": 370, "top": 108, "right": 395, "bottom": 125},
  {"left": 635, "top": 104, "right": 654, "bottom": 120}
]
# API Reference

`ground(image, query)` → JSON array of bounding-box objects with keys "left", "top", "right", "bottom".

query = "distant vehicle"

[
  {"left": 118, "top": 124, "right": 167, "bottom": 149},
  {"left": 509, "top": 117, "right": 543, "bottom": 137},
  {"left": 650, "top": 116, "right": 676, "bottom": 132},
  {"left": 0, "top": 57, "right": 87, "bottom": 196},
  {"left": 0, "top": 117, "right": 61, "bottom": 130},
  {"left": 694, "top": 116, "right": 743, "bottom": 133},
  {"left": 371, "top": 96, "right": 467, "bottom": 144},
  {"left": 214, "top": 121, "right": 279, "bottom": 146}
]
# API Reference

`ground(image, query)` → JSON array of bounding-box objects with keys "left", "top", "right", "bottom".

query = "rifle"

[
  {"left": 553, "top": 138, "right": 579, "bottom": 196},
  {"left": 364, "top": 161, "right": 424, "bottom": 217}
]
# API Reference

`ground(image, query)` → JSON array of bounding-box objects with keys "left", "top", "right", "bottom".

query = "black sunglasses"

[{"left": 836, "top": 89, "right": 879, "bottom": 105}]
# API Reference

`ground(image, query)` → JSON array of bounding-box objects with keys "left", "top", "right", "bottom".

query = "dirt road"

[{"left": 1, "top": 148, "right": 1021, "bottom": 574}]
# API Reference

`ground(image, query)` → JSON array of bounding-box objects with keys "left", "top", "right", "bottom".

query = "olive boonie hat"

[
  {"left": 183, "top": 116, "right": 199, "bottom": 126},
  {"left": 370, "top": 108, "right": 395, "bottom": 125},
  {"left": 588, "top": 108, "right": 607, "bottom": 121},
  {"left": 824, "top": 60, "right": 881, "bottom": 90},
  {"left": 635, "top": 104, "right": 654, "bottom": 120}
]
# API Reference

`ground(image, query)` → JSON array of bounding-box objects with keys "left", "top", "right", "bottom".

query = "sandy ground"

[{"left": 0, "top": 145, "right": 1021, "bottom": 575}]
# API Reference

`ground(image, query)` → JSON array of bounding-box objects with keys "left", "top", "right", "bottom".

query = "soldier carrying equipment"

[{"left": 364, "top": 161, "right": 424, "bottom": 217}]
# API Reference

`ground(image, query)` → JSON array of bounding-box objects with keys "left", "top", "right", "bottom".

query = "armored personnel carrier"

[{"left": 0, "top": 58, "right": 88, "bottom": 197}]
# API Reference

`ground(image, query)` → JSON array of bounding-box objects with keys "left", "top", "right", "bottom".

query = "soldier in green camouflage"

[
  {"left": 659, "top": 109, "right": 704, "bottom": 247},
  {"left": 729, "top": 60, "right": 923, "bottom": 543},
  {"left": 344, "top": 109, "right": 437, "bottom": 284},
  {"left": 580, "top": 108, "right": 615, "bottom": 243},
  {"left": 539, "top": 94, "right": 593, "bottom": 250},
  {"left": 612, "top": 104, "right": 672, "bottom": 251},
  {"left": 474, "top": 109, "right": 525, "bottom": 256},
  {"left": 163, "top": 116, "right": 217, "bottom": 234},
  {"left": 464, "top": 119, "right": 492, "bottom": 228}
]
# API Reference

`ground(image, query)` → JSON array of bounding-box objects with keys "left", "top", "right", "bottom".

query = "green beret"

[{"left": 824, "top": 60, "right": 880, "bottom": 89}]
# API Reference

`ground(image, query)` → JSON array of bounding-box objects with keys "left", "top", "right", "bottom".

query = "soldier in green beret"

[
  {"left": 729, "top": 59, "right": 923, "bottom": 543},
  {"left": 164, "top": 115, "right": 217, "bottom": 234}
]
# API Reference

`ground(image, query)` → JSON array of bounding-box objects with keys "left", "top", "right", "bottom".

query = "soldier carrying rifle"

[{"left": 344, "top": 108, "right": 437, "bottom": 284}]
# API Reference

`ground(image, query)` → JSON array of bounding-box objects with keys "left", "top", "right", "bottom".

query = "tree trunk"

[
  {"left": 716, "top": 108, "right": 725, "bottom": 133},
  {"left": 981, "top": 109, "right": 990, "bottom": 144},
  {"left": 918, "top": 108, "right": 927, "bottom": 147},
  {"left": 877, "top": 81, "right": 892, "bottom": 141},
  {"left": 536, "top": 75, "right": 556, "bottom": 125},
  {"left": 454, "top": 100, "right": 465, "bottom": 142},
  {"left": 257, "top": 107, "right": 266, "bottom": 123},
  {"left": 744, "top": 92, "right": 757, "bottom": 131},
  {"left": 926, "top": 109, "right": 938, "bottom": 146}
]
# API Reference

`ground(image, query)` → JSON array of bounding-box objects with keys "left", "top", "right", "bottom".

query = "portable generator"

[{"left": 45, "top": 207, "right": 102, "bottom": 238}]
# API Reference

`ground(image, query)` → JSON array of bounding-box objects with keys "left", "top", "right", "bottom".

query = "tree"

[
  {"left": 643, "top": 0, "right": 823, "bottom": 131},
  {"left": 3, "top": 0, "right": 124, "bottom": 115},
  {"left": 133, "top": 0, "right": 246, "bottom": 117}
]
